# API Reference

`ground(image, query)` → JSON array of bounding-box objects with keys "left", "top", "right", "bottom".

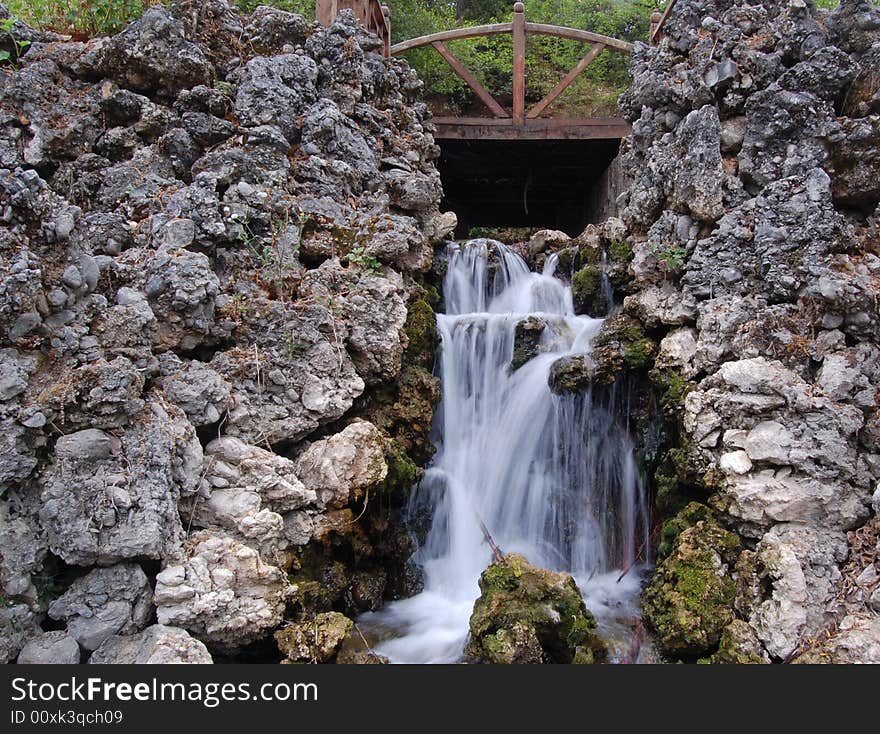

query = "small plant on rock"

[
  {"left": 651, "top": 242, "right": 687, "bottom": 274},
  {"left": 347, "top": 245, "right": 382, "bottom": 275},
  {"left": 0, "top": 17, "right": 31, "bottom": 67}
]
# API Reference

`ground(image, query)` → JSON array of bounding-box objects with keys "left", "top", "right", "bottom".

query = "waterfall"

[{"left": 361, "top": 240, "right": 650, "bottom": 663}]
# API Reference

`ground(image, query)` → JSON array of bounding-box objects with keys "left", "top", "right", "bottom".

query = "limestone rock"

[
  {"left": 294, "top": 421, "right": 388, "bottom": 510},
  {"left": 39, "top": 395, "right": 202, "bottom": 566},
  {"left": 17, "top": 631, "right": 81, "bottom": 665},
  {"left": 48, "top": 564, "right": 153, "bottom": 651},
  {"left": 90, "top": 625, "right": 213, "bottom": 664},
  {"left": 154, "top": 530, "right": 291, "bottom": 649}
]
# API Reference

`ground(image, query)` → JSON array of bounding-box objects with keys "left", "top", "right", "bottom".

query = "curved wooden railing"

[{"left": 389, "top": 3, "right": 633, "bottom": 124}]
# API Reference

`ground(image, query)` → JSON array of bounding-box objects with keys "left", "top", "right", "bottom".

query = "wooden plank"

[
  {"left": 527, "top": 43, "right": 605, "bottom": 119},
  {"left": 432, "top": 117, "right": 631, "bottom": 141},
  {"left": 512, "top": 2, "right": 526, "bottom": 125},
  {"left": 390, "top": 22, "right": 513, "bottom": 54},
  {"left": 316, "top": 0, "right": 337, "bottom": 26},
  {"left": 431, "top": 41, "right": 510, "bottom": 119},
  {"left": 650, "top": 0, "right": 680, "bottom": 44},
  {"left": 523, "top": 23, "right": 633, "bottom": 53}
]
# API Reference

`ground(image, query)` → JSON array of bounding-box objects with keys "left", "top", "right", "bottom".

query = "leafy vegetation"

[{"left": 5, "top": 0, "right": 160, "bottom": 37}]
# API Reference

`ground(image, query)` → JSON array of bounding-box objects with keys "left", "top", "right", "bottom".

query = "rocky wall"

[{"left": 0, "top": 1, "right": 450, "bottom": 663}]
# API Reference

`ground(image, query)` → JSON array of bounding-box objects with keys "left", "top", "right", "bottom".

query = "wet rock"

[
  {"left": 17, "top": 631, "right": 82, "bottom": 665},
  {"left": 90, "top": 625, "right": 213, "bottom": 664},
  {"left": 465, "top": 554, "right": 607, "bottom": 664},
  {"left": 511, "top": 316, "right": 546, "bottom": 370},
  {"left": 48, "top": 564, "right": 152, "bottom": 651},
  {"left": 527, "top": 229, "right": 570, "bottom": 258},
  {"left": 275, "top": 611, "right": 353, "bottom": 663},
  {"left": 548, "top": 354, "right": 594, "bottom": 394}
]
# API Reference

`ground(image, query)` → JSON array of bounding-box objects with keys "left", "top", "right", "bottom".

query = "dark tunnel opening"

[{"left": 437, "top": 138, "right": 622, "bottom": 237}]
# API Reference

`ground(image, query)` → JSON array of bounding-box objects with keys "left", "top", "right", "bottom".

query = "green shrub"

[{"left": 6, "top": 0, "right": 160, "bottom": 36}]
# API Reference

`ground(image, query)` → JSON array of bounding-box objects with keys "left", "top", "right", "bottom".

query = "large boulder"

[
  {"left": 642, "top": 505, "right": 741, "bottom": 658},
  {"left": 465, "top": 554, "right": 607, "bottom": 664}
]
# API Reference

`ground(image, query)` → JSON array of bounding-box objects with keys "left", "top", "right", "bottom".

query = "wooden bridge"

[{"left": 317, "top": 0, "right": 675, "bottom": 141}]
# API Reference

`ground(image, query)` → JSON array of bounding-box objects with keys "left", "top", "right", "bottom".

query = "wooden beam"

[
  {"left": 524, "top": 23, "right": 633, "bottom": 53},
  {"left": 527, "top": 43, "right": 605, "bottom": 119},
  {"left": 512, "top": 2, "right": 526, "bottom": 126},
  {"left": 432, "top": 116, "right": 631, "bottom": 141},
  {"left": 650, "top": 0, "right": 680, "bottom": 45},
  {"left": 391, "top": 22, "right": 513, "bottom": 54},
  {"left": 431, "top": 41, "right": 510, "bottom": 119}
]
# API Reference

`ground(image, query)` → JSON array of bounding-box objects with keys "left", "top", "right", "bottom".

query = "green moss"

[
  {"left": 379, "top": 440, "right": 420, "bottom": 499},
  {"left": 403, "top": 299, "right": 439, "bottom": 368},
  {"left": 622, "top": 337, "right": 656, "bottom": 371},
  {"left": 607, "top": 239, "right": 632, "bottom": 263},
  {"left": 571, "top": 265, "right": 601, "bottom": 310},
  {"left": 642, "top": 514, "right": 741, "bottom": 659},
  {"left": 651, "top": 368, "right": 692, "bottom": 416},
  {"left": 466, "top": 554, "right": 607, "bottom": 664},
  {"left": 701, "top": 621, "right": 768, "bottom": 664}
]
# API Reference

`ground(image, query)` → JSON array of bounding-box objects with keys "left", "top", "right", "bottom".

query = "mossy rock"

[
  {"left": 275, "top": 612, "right": 354, "bottom": 663},
  {"left": 699, "top": 620, "right": 768, "bottom": 664},
  {"left": 466, "top": 554, "right": 607, "bottom": 664},
  {"left": 548, "top": 354, "right": 594, "bottom": 394},
  {"left": 658, "top": 502, "right": 715, "bottom": 558},
  {"left": 403, "top": 299, "right": 439, "bottom": 369},
  {"left": 642, "top": 513, "right": 741, "bottom": 659},
  {"left": 571, "top": 264, "right": 608, "bottom": 316},
  {"left": 590, "top": 314, "right": 657, "bottom": 384},
  {"left": 650, "top": 367, "right": 693, "bottom": 417},
  {"left": 511, "top": 316, "right": 546, "bottom": 370}
]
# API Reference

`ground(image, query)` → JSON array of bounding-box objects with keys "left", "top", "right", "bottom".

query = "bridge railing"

[{"left": 388, "top": 2, "right": 633, "bottom": 125}]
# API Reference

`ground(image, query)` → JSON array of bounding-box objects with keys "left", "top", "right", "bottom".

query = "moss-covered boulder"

[
  {"left": 275, "top": 612, "right": 354, "bottom": 663},
  {"left": 642, "top": 507, "right": 741, "bottom": 659},
  {"left": 700, "top": 620, "right": 769, "bottom": 664},
  {"left": 465, "top": 554, "right": 607, "bottom": 664},
  {"left": 589, "top": 314, "right": 657, "bottom": 384},
  {"left": 548, "top": 354, "right": 594, "bottom": 394},
  {"left": 511, "top": 316, "right": 546, "bottom": 370},
  {"left": 571, "top": 264, "right": 608, "bottom": 316}
]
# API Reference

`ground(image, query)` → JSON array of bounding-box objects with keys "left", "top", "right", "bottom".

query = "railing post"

[
  {"left": 512, "top": 2, "right": 526, "bottom": 126},
  {"left": 649, "top": 12, "right": 662, "bottom": 45},
  {"left": 381, "top": 5, "right": 391, "bottom": 58}
]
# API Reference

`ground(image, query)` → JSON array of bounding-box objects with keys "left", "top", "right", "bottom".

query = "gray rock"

[
  {"left": 92, "top": 6, "right": 213, "bottom": 98},
  {"left": 48, "top": 564, "right": 152, "bottom": 651},
  {"left": 39, "top": 394, "right": 202, "bottom": 565},
  {"left": 90, "top": 625, "right": 212, "bottom": 664},
  {"left": 17, "top": 631, "right": 81, "bottom": 664}
]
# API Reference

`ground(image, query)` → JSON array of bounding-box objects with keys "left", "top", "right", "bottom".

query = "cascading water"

[{"left": 361, "top": 240, "right": 650, "bottom": 663}]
